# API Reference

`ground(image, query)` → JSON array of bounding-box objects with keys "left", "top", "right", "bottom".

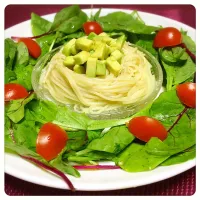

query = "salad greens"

[{"left": 5, "top": 5, "right": 196, "bottom": 190}]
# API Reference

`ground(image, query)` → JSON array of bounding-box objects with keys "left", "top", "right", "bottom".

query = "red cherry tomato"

[
  {"left": 176, "top": 82, "right": 196, "bottom": 108},
  {"left": 36, "top": 122, "right": 68, "bottom": 161},
  {"left": 128, "top": 116, "right": 168, "bottom": 142},
  {"left": 18, "top": 38, "right": 41, "bottom": 58},
  {"left": 153, "top": 27, "right": 182, "bottom": 48},
  {"left": 5, "top": 83, "right": 29, "bottom": 101},
  {"left": 83, "top": 21, "right": 103, "bottom": 35}
]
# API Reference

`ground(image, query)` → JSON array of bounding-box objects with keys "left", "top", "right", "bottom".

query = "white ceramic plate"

[{"left": 5, "top": 8, "right": 196, "bottom": 191}]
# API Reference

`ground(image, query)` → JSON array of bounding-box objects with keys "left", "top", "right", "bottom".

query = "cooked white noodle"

[{"left": 39, "top": 42, "right": 155, "bottom": 114}]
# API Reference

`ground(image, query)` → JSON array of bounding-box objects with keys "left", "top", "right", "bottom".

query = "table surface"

[{"left": 4, "top": 4, "right": 196, "bottom": 196}]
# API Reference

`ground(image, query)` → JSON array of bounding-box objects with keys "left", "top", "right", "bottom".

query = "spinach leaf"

[
  {"left": 97, "top": 11, "right": 159, "bottom": 34},
  {"left": 161, "top": 56, "right": 196, "bottom": 91},
  {"left": 14, "top": 65, "right": 33, "bottom": 90},
  {"left": 87, "top": 126, "right": 134, "bottom": 154},
  {"left": 5, "top": 38, "right": 17, "bottom": 70},
  {"left": 4, "top": 115, "right": 13, "bottom": 143},
  {"left": 31, "top": 12, "right": 52, "bottom": 36},
  {"left": 116, "top": 90, "right": 195, "bottom": 172},
  {"left": 161, "top": 145, "right": 196, "bottom": 166},
  {"left": 28, "top": 100, "right": 58, "bottom": 124},
  {"left": 5, "top": 68, "right": 17, "bottom": 84},
  {"left": 66, "top": 131, "right": 87, "bottom": 151},
  {"left": 181, "top": 32, "right": 196, "bottom": 55},
  {"left": 50, "top": 148, "right": 80, "bottom": 178},
  {"left": 6, "top": 93, "right": 35, "bottom": 123},
  {"left": 16, "top": 42, "right": 29, "bottom": 66},
  {"left": 13, "top": 119, "right": 37, "bottom": 150},
  {"left": 5, "top": 141, "right": 46, "bottom": 162},
  {"left": 50, "top": 5, "right": 87, "bottom": 34},
  {"left": 117, "top": 142, "right": 169, "bottom": 172}
]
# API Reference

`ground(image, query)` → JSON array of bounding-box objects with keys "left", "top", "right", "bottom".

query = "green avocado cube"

[
  {"left": 62, "top": 38, "right": 76, "bottom": 56},
  {"left": 91, "top": 43, "right": 109, "bottom": 60},
  {"left": 96, "top": 60, "right": 106, "bottom": 76},
  {"left": 86, "top": 57, "right": 97, "bottom": 78},
  {"left": 76, "top": 37, "right": 93, "bottom": 51},
  {"left": 106, "top": 57, "right": 122, "bottom": 76},
  {"left": 74, "top": 65, "right": 85, "bottom": 74},
  {"left": 74, "top": 51, "right": 90, "bottom": 65},
  {"left": 111, "top": 50, "right": 123, "bottom": 62},
  {"left": 63, "top": 56, "right": 75, "bottom": 69},
  {"left": 87, "top": 32, "right": 97, "bottom": 40}
]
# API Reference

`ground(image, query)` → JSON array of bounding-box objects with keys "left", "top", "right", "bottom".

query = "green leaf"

[
  {"left": 13, "top": 119, "right": 37, "bottom": 150},
  {"left": 5, "top": 38, "right": 17, "bottom": 70},
  {"left": 4, "top": 115, "right": 13, "bottom": 143},
  {"left": 16, "top": 42, "right": 29, "bottom": 66},
  {"left": 97, "top": 11, "right": 159, "bottom": 34},
  {"left": 50, "top": 5, "right": 87, "bottom": 34},
  {"left": 14, "top": 65, "right": 33, "bottom": 90},
  {"left": 5, "top": 68, "right": 17, "bottom": 84},
  {"left": 87, "top": 126, "right": 134, "bottom": 154},
  {"left": 161, "top": 145, "right": 196, "bottom": 166},
  {"left": 31, "top": 12, "right": 52, "bottom": 36},
  {"left": 66, "top": 131, "right": 87, "bottom": 151},
  {"left": 28, "top": 100, "right": 58, "bottom": 124},
  {"left": 181, "top": 32, "right": 196, "bottom": 55},
  {"left": 50, "top": 149, "right": 80, "bottom": 178},
  {"left": 117, "top": 142, "right": 169, "bottom": 172},
  {"left": 150, "top": 90, "right": 184, "bottom": 126},
  {"left": 161, "top": 55, "right": 196, "bottom": 91},
  {"left": 6, "top": 93, "right": 35, "bottom": 123}
]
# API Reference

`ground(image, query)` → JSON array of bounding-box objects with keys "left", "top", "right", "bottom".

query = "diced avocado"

[
  {"left": 96, "top": 60, "right": 106, "bottom": 76},
  {"left": 106, "top": 57, "right": 122, "bottom": 76},
  {"left": 116, "top": 35, "right": 126, "bottom": 50},
  {"left": 63, "top": 56, "right": 75, "bottom": 69},
  {"left": 87, "top": 32, "right": 97, "bottom": 40},
  {"left": 111, "top": 50, "right": 123, "bottom": 62},
  {"left": 91, "top": 43, "right": 109, "bottom": 60},
  {"left": 62, "top": 38, "right": 76, "bottom": 56},
  {"left": 76, "top": 37, "right": 93, "bottom": 51},
  {"left": 74, "top": 51, "right": 90, "bottom": 65},
  {"left": 70, "top": 44, "right": 78, "bottom": 55},
  {"left": 86, "top": 57, "right": 97, "bottom": 78},
  {"left": 99, "top": 32, "right": 109, "bottom": 37},
  {"left": 110, "top": 35, "right": 126, "bottom": 50},
  {"left": 93, "top": 35, "right": 113, "bottom": 45},
  {"left": 74, "top": 65, "right": 85, "bottom": 74}
]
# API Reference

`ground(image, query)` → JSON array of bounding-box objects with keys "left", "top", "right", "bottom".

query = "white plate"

[{"left": 5, "top": 8, "right": 196, "bottom": 191}]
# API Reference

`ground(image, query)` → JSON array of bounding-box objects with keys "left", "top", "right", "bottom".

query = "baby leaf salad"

[{"left": 5, "top": 5, "right": 196, "bottom": 190}]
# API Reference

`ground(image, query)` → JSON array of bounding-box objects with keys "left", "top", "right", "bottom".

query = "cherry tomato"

[
  {"left": 128, "top": 116, "right": 168, "bottom": 142},
  {"left": 153, "top": 27, "right": 182, "bottom": 48},
  {"left": 83, "top": 21, "right": 103, "bottom": 35},
  {"left": 176, "top": 82, "right": 196, "bottom": 108},
  {"left": 5, "top": 83, "right": 29, "bottom": 101},
  {"left": 18, "top": 38, "right": 41, "bottom": 58},
  {"left": 36, "top": 122, "right": 68, "bottom": 161}
]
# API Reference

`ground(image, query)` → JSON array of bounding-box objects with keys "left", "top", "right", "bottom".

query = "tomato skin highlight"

[
  {"left": 83, "top": 21, "right": 103, "bottom": 35},
  {"left": 153, "top": 27, "right": 182, "bottom": 48},
  {"left": 36, "top": 122, "right": 68, "bottom": 161},
  {"left": 18, "top": 38, "right": 41, "bottom": 58},
  {"left": 128, "top": 116, "right": 168, "bottom": 142},
  {"left": 5, "top": 83, "right": 29, "bottom": 101},
  {"left": 176, "top": 82, "right": 196, "bottom": 108}
]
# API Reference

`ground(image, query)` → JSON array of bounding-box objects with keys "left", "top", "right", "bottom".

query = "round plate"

[{"left": 5, "top": 8, "right": 196, "bottom": 191}]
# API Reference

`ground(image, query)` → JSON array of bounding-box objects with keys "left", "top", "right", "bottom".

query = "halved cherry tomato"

[
  {"left": 128, "top": 116, "right": 168, "bottom": 142},
  {"left": 153, "top": 27, "right": 182, "bottom": 48},
  {"left": 36, "top": 122, "right": 68, "bottom": 161},
  {"left": 18, "top": 38, "right": 41, "bottom": 58},
  {"left": 176, "top": 82, "right": 196, "bottom": 108},
  {"left": 83, "top": 21, "right": 103, "bottom": 35},
  {"left": 5, "top": 83, "right": 29, "bottom": 101}
]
